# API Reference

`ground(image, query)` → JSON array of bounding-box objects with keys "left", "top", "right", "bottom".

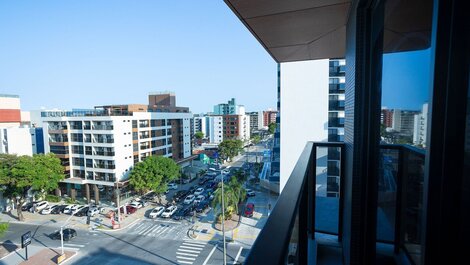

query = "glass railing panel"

[{"left": 377, "top": 146, "right": 399, "bottom": 242}]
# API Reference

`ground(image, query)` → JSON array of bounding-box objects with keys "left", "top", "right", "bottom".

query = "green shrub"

[
  {"left": 0, "top": 222, "right": 9, "bottom": 238},
  {"left": 45, "top": 194, "right": 60, "bottom": 203},
  {"left": 65, "top": 198, "right": 76, "bottom": 204}
]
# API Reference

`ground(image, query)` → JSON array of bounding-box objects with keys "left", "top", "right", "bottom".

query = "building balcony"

[
  {"left": 93, "top": 151, "right": 115, "bottom": 157},
  {"left": 329, "top": 83, "right": 346, "bottom": 94},
  {"left": 92, "top": 125, "right": 114, "bottom": 130},
  {"left": 244, "top": 142, "right": 424, "bottom": 265},
  {"left": 328, "top": 117, "right": 345, "bottom": 127}
]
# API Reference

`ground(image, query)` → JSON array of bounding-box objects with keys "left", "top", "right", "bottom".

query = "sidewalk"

[{"left": 0, "top": 244, "right": 76, "bottom": 265}]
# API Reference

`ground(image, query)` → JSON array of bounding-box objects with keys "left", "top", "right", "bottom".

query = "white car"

[
  {"left": 168, "top": 183, "right": 178, "bottom": 190},
  {"left": 161, "top": 206, "right": 177, "bottom": 218},
  {"left": 184, "top": 195, "right": 196, "bottom": 204},
  {"left": 194, "top": 195, "right": 205, "bottom": 204},
  {"left": 194, "top": 188, "right": 205, "bottom": 196},
  {"left": 87, "top": 207, "right": 100, "bottom": 217},
  {"left": 34, "top": 201, "right": 49, "bottom": 212},
  {"left": 73, "top": 205, "right": 85, "bottom": 214},
  {"left": 130, "top": 201, "right": 142, "bottom": 209},
  {"left": 63, "top": 205, "right": 75, "bottom": 214},
  {"left": 149, "top": 206, "right": 165, "bottom": 218},
  {"left": 246, "top": 189, "right": 256, "bottom": 197},
  {"left": 41, "top": 205, "right": 57, "bottom": 215}
]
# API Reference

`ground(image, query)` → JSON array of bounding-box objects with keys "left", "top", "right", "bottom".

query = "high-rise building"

[
  {"left": 413, "top": 103, "right": 429, "bottom": 146},
  {"left": 246, "top": 111, "right": 264, "bottom": 131},
  {"left": 213, "top": 98, "right": 245, "bottom": 115},
  {"left": 0, "top": 127, "right": 33, "bottom": 156},
  {"left": 328, "top": 59, "right": 346, "bottom": 143},
  {"left": 381, "top": 108, "right": 394, "bottom": 128},
  {"left": 193, "top": 115, "right": 223, "bottom": 144},
  {"left": 263, "top": 110, "right": 277, "bottom": 127},
  {"left": 392, "top": 109, "right": 419, "bottom": 137},
  {"left": 222, "top": 114, "right": 250, "bottom": 141}
]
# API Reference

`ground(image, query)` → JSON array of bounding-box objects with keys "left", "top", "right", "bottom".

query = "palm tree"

[
  {"left": 212, "top": 182, "right": 237, "bottom": 221},
  {"left": 228, "top": 178, "right": 246, "bottom": 213}
]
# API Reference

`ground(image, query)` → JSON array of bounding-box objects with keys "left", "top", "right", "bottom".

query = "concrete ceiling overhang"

[
  {"left": 225, "top": 0, "right": 351, "bottom": 63},
  {"left": 225, "top": 0, "right": 433, "bottom": 63}
]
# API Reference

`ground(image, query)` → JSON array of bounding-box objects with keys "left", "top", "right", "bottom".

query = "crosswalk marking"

[
  {"left": 177, "top": 248, "right": 200, "bottom": 254},
  {"left": 176, "top": 252, "right": 198, "bottom": 257},
  {"left": 179, "top": 245, "right": 203, "bottom": 251},
  {"left": 138, "top": 226, "right": 155, "bottom": 235},
  {"left": 177, "top": 256, "right": 196, "bottom": 261},
  {"left": 178, "top": 261, "right": 193, "bottom": 264},
  {"left": 182, "top": 242, "right": 205, "bottom": 247}
]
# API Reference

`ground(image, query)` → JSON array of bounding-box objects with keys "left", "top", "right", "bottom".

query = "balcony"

[
  {"left": 93, "top": 151, "right": 115, "bottom": 157},
  {"left": 244, "top": 142, "right": 424, "bottom": 265},
  {"left": 328, "top": 83, "right": 345, "bottom": 94},
  {"left": 94, "top": 163, "right": 116, "bottom": 170},
  {"left": 92, "top": 125, "right": 113, "bottom": 130},
  {"left": 328, "top": 117, "right": 345, "bottom": 127}
]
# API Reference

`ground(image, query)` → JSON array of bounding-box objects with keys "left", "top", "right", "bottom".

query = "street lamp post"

[
  {"left": 221, "top": 169, "right": 227, "bottom": 265},
  {"left": 60, "top": 207, "right": 79, "bottom": 255},
  {"left": 115, "top": 186, "right": 121, "bottom": 227}
]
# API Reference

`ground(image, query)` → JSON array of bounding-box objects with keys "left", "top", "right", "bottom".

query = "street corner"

[{"left": 19, "top": 248, "right": 77, "bottom": 265}]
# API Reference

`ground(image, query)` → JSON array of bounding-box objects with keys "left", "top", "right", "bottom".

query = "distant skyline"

[{"left": 0, "top": 1, "right": 277, "bottom": 114}]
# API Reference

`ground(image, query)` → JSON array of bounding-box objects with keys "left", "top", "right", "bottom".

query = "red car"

[
  {"left": 244, "top": 203, "right": 254, "bottom": 217},
  {"left": 120, "top": 205, "right": 137, "bottom": 214}
]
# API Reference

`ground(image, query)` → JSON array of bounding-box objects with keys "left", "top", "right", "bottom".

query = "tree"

[
  {"left": 194, "top": 131, "right": 204, "bottom": 140},
  {"left": 211, "top": 177, "right": 246, "bottom": 222},
  {"left": 218, "top": 139, "right": 243, "bottom": 161},
  {"left": 268, "top": 123, "right": 277, "bottom": 134},
  {"left": 251, "top": 135, "right": 261, "bottom": 145},
  {"left": 129, "top": 156, "right": 180, "bottom": 200},
  {"left": 0, "top": 222, "right": 8, "bottom": 238},
  {"left": 0, "top": 153, "right": 64, "bottom": 221}
]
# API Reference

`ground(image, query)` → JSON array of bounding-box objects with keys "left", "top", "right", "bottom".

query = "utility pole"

[{"left": 221, "top": 169, "right": 227, "bottom": 265}]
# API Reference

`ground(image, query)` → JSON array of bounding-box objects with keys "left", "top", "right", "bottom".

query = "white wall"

[
  {"left": 0, "top": 127, "right": 33, "bottom": 156},
  {"left": 280, "top": 59, "right": 329, "bottom": 192}
]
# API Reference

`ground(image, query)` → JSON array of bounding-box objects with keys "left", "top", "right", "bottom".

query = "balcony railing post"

[
  {"left": 310, "top": 145, "right": 317, "bottom": 239},
  {"left": 298, "top": 181, "right": 308, "bottom": 265},
  {"left": 338, "top": 144, "right": 345, "bottom": 242}
]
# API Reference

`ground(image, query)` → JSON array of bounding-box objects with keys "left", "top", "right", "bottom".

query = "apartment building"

[
  {"left": 381, "top": 108, "right": 394, "bottom": 128},
  {"left": 193, "top": 115, "right": 223, "bottom": 144},
  {"left": 41, "top": 109, "right": 191, "bottom": 200},
  {"left": 263, "top": 110, "right": 277, "bottom": 127},
  {"left": 413, "top": 103, "right": 429, "bottom": 146},
  {"left": 328, "top": 59, "right": 346, "bottom": 143},
  {"left": 246, "top": 111, "right": 264, "bottom": 131},
  {"left": 222, "top": 114, "right": 250, "bottom": 141}
]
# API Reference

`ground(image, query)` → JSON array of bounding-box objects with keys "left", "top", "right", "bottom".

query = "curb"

[
  {"left": 95, "top": 218, "right": 141, "bottom": 232},
  {"left": 57, "top": 250, "right": 78, "bottom": 265}
]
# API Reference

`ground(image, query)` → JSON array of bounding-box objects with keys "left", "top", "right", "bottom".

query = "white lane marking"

[
  {"left": 179, "top": 245, "right": 203, "bottom": 251},
  {"left": 183, "top": 240, "right": 206, "bottom": 246},
  {"left": 177, "top": 256, "right": 196, "bottom": 261},
  {"left": 177, "top": 261, "right": 193, "bottom": 264},
  {"left": 176, "top": 252, "right": 198, "bottom": 257},
  {"left": 177, "top": 248, "right": 201, "bottom": 254},
  {"left": 233, "top": 246, "right": 243, "bottom": 264},
  {"left": 127, "top": 221, "right": 138, "bottom": 229},
  {"left": 146, "top": 226, "right": 161, "bottom": 236},
  {"left": 64, "top": 244, "right": 85, "bottom": 248},
  {"left": 182, "top": 242, "right": 206, "bottom": 247},
  {"left": 202, "top": 245, "right": 217, "bottom": 265},
  {"left": 138, "top": 226, "right": 155, "bottom": 235},
  {"left": 133, "top": 223, "right": 146, "bottom": 231},
  {"left": 155, "top": 226, "right": 170, "bottom": 235}
]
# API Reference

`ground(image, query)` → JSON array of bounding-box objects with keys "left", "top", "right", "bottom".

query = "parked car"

[
  {"left": 194, "top": 195, "right": 205, "bottom": 204},
  {"left": 149, "top": 206, "right": 165, "bottom": 218},
  {"left": 194, "top": 188, "right": 205, "bottom": 196},
  {"left": 51, "top": 205, "right": 67, "bottom": 214},
  {"left": 34, "top": 201, "right": 49, "bottom": 212},
  {"left": 246, "top": 189, "right": 256, "bottom": 197},
  {"left": 139, "top": 200, "right": 149, "bottom": 207},
  {"left": 188, "top": 186, "right": 198, "bottom": 194},
  {"left": 161, "top": 205, "right": 177, "bottom": 218},
  {"left": 63, "top": 205, "right": 76, "bottom": 214},
  {"left": 196, "top": 200, "right": 210, "bottom": 213},
  {"left": 75, "top": 206, "right": 90, "bottom": 217},
  {"left": 120, "top": 205, "right": 137, "bottom": 214},
  {"left": 21, "top": 202, "right": 34, "bottom": 212},
  {"left": 130, "top": 201, "right": 142, "bottom": 209},
  {"left": 172, "top": 205, "right": 195, "bottom": 220},
  {"left": 41, "top": 205, "right": 58, "bottom": 215},
  {"left": 184, "top": 195, "right": 196, "bottom": 205},
  {"left": 244, "top": 203, "right": 255, "bottom": 217},
  {"left": 87, "top": 207, "right": 100, "bottom": 217},
  {"left": 49, "top": 228, "right": 77, "bottom": 241},
  {"left": 173, "top": 190, "right": 188, "bottom": 202},
  {"left": 168, "top": 183, "right": 178, "bottom": 190},
  {"left": 198, "top": 178, "right": 208, "bottom": 185}
]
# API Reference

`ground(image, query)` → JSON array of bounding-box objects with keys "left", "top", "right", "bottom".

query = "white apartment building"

[
  {"left": 413, "top": 103, "right": 429, "bottom": 146},
  {"left": 0, "top": 127, "right": 33, "bottom": 156},
  {"left": 193, "top": 115, "right": 224, "bottom": 144},
  {"left": 40, "top": 110, "right": 192, "bottom": 195}
]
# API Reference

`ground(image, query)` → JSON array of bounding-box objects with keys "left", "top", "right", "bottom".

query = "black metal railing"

[{"left": 244, "top": 142, "right": 424, "bottom": 265}]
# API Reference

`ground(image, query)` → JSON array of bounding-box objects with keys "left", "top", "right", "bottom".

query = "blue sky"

[
  {"left": 382, "top": 49, "right": 432, "bottom": 110},
  {"left": 0, "top": 1, "right": 277, "bottom": 113}
]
